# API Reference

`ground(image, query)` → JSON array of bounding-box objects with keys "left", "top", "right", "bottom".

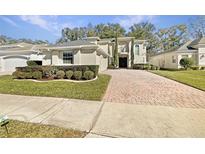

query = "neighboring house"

[
  {"left": 0, "top": 42, "right": 42, "bottom": 73},
  {"left": 149, "top": 37, "right": 205, "bottom": 69},
  {"left": 0, "top": 37, "right": 147, "bottom": 73}
]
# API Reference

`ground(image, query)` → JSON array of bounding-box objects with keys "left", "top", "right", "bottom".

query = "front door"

[{"left": 119, "top": 57, "right": 127, "bottom": 68}]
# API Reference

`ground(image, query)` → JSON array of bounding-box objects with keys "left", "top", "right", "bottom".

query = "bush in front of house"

[
  {"left": 56, "top": 70, "right": 65, "bottom": 79},
  {"left": 12, "top": 71, "right": 26, "bottom": 79},
  {"left": 65, "top": 70, "right": 73, "bottom": 79},
  {"left": 132, "top": 64, "right": 152, "bottom": 70},
  {"left": 151, "top": 65, "right": 157, "bottom": 70},
  {"left": 108, "top": 64, "right": 116, "bottom": 69},
  {"left": 12, "top": 71, "right": 21, "bottom": 79},
  {"left": 73, "top": 71, "right": 82, "bottom": 80},
  {"left": 25, "top": 72, "right": 33, "bottom": 79},
  {"left": 14, "top": 65, "right": 98, "bottom": 81},
  {"left": 27, "top": 60, "right": 38, "bottom": 66},
  {"left": 84, "top": 71, "right": 95, "bottom": 80},
  {"left": 32, "top": 71, "right": 42, "bottom": 79},
  {"left": 191, "top": 66, "right": 200, "bottom": 70},
  {"left": 201, "top": 66, "right": 205, "bottom": 70},
  {"left": 179, "top": 58, "right": 194, "bottom": 70}
]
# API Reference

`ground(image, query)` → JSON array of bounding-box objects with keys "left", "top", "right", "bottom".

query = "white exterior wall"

[
  {"left": 80, "top": 50, "right": 97, "bottom": 65},
  {"left": 150, "top": 51, "right": 178, "bottom": 69},
  {"left": 96, "top": 54, "right": 108, "bottom": 72},
  {"left": 42, "top": 51, "right": 52, "bottom": 65},
  {"left": 0, "top": 57, "right": 3, "bottom": 72},
  {"left": 134, "top": 44, "right": 146, "bottom": 64},
  {"left": 51, "top": 51, "right": 59, "bottom": 65},
  {"left": 198, "top": 47, "right": 205, "bottom": 66}
]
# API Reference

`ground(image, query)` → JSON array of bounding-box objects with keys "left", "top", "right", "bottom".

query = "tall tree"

[
  {"left": 156, "top": 24, "right": 188, "bottom": 51},
  {"left": 113, "top": 34, "right": 119, "bottom": 68},
  {"left": 128, "top": 22, "right": 158, "bottom": 57},
  {"left": 95, "top": 23, "right": 125, "bottom": 39},
  {"left": 189, "top": 16, "right": 205, "bottom": 38},
  {"left": 87, "top": 23, "right": 96, "bottom": 37}
]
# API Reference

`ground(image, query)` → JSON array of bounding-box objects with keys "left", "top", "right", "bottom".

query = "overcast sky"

[{"left": 0, "top": 15, "right": 197, "bottom": 43}]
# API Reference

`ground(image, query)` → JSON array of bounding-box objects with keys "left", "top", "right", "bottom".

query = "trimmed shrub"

[
  {"left": 84, "top": 71, "right": 94, "bottom": 80},
  {"left": 179, "top": 58, "right": 194, "bottom": 69},
  {"left": 56, "top": 70, "right": 65, "bottom": 79},
  {"left": 42, "top": 66, "right": 54, "bottom": 78},
  {"left": 27, "top": 60, "right": 38, "bottom": 66},
  {"left": 201, "top": 66, "right": 205, "bottom": 70},
  {"left": 151, "top": 65, "right": 157, "bottom": 70},
  {"left": 143, "top": 64, "right": 151, "bottom": 70},
  {"left": 132, "top": 64, "right": 151, "bottom": 70},
  {"left": 132, "top": 64, "right": 143, "bottom": 70},
  {"left": 73, "top": 71, "right": 82, "bottom": 80},
  {"left": 65, "top": 70, "right": 73, "bottom": 79},
  {"left": 25, "top": 72, "right": 33, "bottom": 79},
  {"left": 17, "top": 72, "right": 26, "bottom": 79},
  {"left": 12, "top": 71, "right": 19, "bottom": 79},
  {"left": 108, "top": 64, "right": 117, "bottom": 69},
  {"left": 32, "top": 71, "right": 42, "bottom": 80},
  {"left": 15, "top": 65, "right": 99, "bottom": 80},
  {"left": 191, "top": 66, "right": 200, "bottom": 70}
]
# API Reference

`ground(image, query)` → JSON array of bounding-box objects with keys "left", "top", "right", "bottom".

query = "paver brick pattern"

[{"left": 103, "top": 69, "right": 205, "bottom": 109}]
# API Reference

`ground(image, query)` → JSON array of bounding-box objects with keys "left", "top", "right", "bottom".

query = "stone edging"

[{"left": 14, "top": 76, "right": 98, "bottom": 83}]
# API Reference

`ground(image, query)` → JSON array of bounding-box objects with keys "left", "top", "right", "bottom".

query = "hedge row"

[
  {"left": 132, "top": 64, "right": 160, "bottom": 70},
  {"left": 190, "top": 66, "right": 205, "bottom": 70},
  {"left": 16, "top": 65, "right": 98, "bottom": 76},
  {"left": 13, "top": 65, "right": 98, "bottom": 80}
]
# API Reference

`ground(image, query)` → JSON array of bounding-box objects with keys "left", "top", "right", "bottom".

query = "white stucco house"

[
  {"left": 0, "top": 37, "right": 147, "bottom": 73},
  {"left": 149, "top": 37, "right": 205, "bottom": 69}
]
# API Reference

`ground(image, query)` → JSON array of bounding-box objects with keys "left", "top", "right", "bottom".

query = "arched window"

[{"left": 135, "top": 44, "right": 139, "bottom": 55}]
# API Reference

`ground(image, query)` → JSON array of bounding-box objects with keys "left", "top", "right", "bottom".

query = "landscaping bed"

[
  {"left": 0, "top": 120, "right": 86, "bottom": 138},
  {"left": 150, "top": 70, "right": 205, "bottom": 91},
  {"left": 0, "top": 74, "right": 111, "bottom": 100},
  {"left": 13, "top": 65, "right": 99, "bottom": 81}
]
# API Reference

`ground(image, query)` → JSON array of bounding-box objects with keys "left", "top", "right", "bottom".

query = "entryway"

[{"left": 119, "top": 57, "right": 127, "bottom": 68}]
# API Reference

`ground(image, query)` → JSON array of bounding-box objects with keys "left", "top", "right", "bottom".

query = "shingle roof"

[
  {"left": 151, "top": 40, "right": 198, "bottom": 57},
  {"left": 187, "top": 37, "right": 205, "bottom": 49},
  {"left": 0, "top": 42, "right": 36, "bottom": 56},
  {"left": 52, "top": 40, "right": 96, "bottom": 47}
]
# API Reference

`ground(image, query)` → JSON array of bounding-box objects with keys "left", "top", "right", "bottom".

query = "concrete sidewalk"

[
  {"left": 0, "top": 94, "right": 103, "bottom": 132},
  {"left": 91, "top": 102, "right": 205, "bottom": 137},
  {"left": 1, "top": 94, "right": 205, "bottom": 137}
]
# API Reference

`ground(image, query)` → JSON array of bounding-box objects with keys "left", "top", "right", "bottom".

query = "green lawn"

[
  {"left": 0, "top": 74, "right": 111, "bottom": 101},
  {"left": 0, "top": 120, "right": 86, "bottom": 138},
  {"left": 150, "top": 70, "right": 205, "bottom": 91}
]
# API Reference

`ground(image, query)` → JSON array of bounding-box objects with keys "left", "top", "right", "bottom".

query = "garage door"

[{"left": 3, "top": 56, "right": 28, "bottom": 72}]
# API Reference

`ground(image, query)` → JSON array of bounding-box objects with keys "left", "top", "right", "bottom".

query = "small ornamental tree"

[
  {"left": 131, "top": 38, "right": 135, "bottom": 67},
  {"left": 179, "top": 57, "right": 194, "bottom": 69},
  {"left": 113, "top": 35, "right": 119, "bottom": 68}
]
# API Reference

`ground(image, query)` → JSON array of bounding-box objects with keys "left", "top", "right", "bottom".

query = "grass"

[
  {"left": 150, "top": 70, "right": 205, "bottom": 91},
  {"left": 0, "top": 120, "right": 86, "bottom": 138},
  {"left": 0, "top": 74, "right": 111, "bottom": 101}
]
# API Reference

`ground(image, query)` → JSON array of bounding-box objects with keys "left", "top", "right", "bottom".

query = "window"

[
  {"left": 135, "top": 44, "right": 139, "bottom": 55},
  {"left": 63, "top": 52, "right": 73, "bottom": 64},
  {"left": 172, "top": 56, "right": 176, "bottom": 63}
]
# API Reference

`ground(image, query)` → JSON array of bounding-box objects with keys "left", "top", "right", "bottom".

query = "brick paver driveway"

[{"left": 103, "top": 69, "right": 205, "bottom": 108}]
